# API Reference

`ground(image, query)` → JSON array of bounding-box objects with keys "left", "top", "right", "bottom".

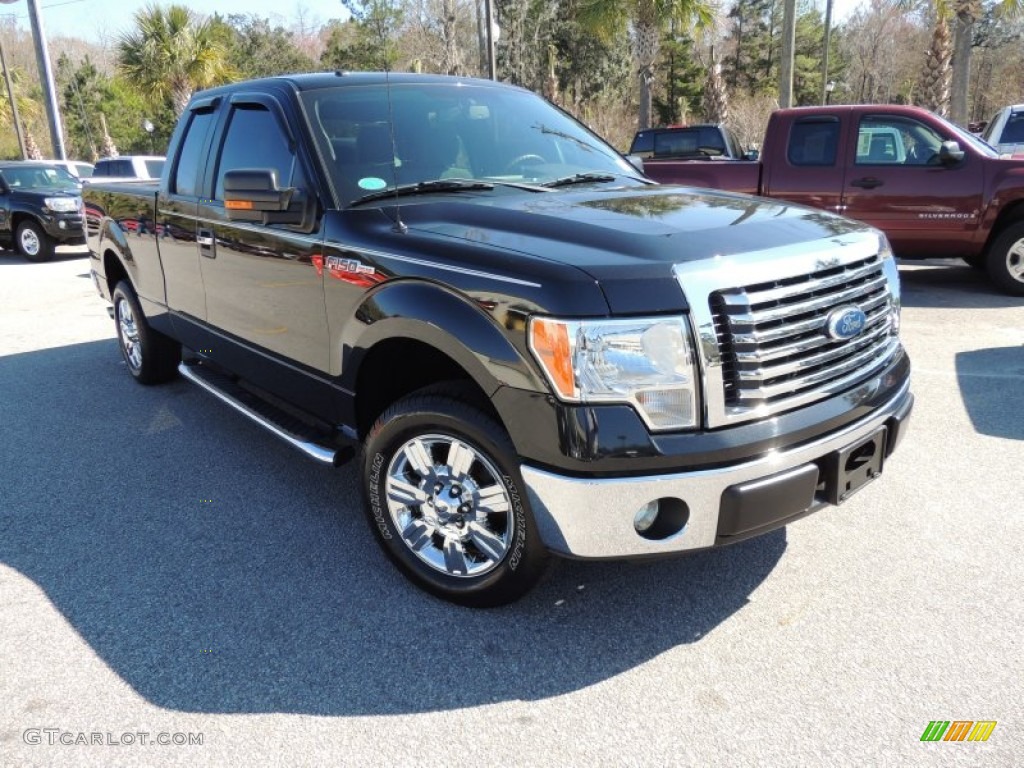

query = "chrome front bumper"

[{"left": 521, "top": 380, "right": 912, "bottom": 559}]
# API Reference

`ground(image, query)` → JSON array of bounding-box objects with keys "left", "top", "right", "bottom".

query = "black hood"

[
  {"left": 399, "top": 185, "right": 870, "bottom": 313},
  {"left": 11, "top": 187, "right": 80, "bottom": 201}
]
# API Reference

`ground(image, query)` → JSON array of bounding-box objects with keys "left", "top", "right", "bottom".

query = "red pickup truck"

[{"left": 640, "top": 105, "right": 1024, "bottom": 296}]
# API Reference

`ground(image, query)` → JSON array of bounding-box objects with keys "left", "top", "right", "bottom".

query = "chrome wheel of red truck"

[{"left": 987, "top": 221, "right": 1024, "bottom": 296}]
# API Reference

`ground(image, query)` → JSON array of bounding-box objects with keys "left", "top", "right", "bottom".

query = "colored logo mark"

[{"left": 920, "top": 720, "right": 997, "bottom": 742}]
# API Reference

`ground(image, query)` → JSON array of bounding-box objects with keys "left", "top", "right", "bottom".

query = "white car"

[
  {"left": 981, "top": 105, "right": 1024, "bottom": 156},
  {"left": 83, "top": 155, "right": 165, "bottom": 185},
  {"left": 51, "top": 160, "right": 94, "bottom": 179}
]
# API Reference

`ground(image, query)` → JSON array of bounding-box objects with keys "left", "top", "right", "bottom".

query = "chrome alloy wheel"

[
  {"left": 385, "top": 434, "right": 514, "bottom": 578},
  {"left": 19, "top": 227, "right": 40, "bottom": 257},
  {"left": 1006, "top": 237, "right": 1024, "bottom": 283},
  {"left": 116, "top": 297, "right": 143, "bottom": 371}
]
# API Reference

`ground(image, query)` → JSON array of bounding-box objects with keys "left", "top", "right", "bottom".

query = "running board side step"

[{"left": 178, "top": 362, "right": 354, "bottom": 467}]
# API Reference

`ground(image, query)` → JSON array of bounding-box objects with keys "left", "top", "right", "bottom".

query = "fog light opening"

[{"left": 633, "top": 497, "right": 690, "bottom": 540}]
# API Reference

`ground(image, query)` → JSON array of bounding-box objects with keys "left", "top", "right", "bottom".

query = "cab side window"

[
  {"left": 173, "top": 109, "right": 215, "bottom": 197},
  {"left": 788, "top": 118, "right": 839, "bottom": 166},
  {"left": 857, "top": 116, "right": 943, "bottom": 166},
  {"left": 214, "top": 105, "right": 298, "bottom": 200}
]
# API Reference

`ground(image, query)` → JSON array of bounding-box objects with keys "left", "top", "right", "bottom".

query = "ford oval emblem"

[{"left": 825, "top": 305, "right": 867, "bottom": 340}]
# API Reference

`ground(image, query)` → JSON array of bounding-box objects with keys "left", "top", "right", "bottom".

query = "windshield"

[
  {"left": 300, "top": 81, "right": 644, "bottom": 206},
  {"left": 935, "top": 114, "right": 999, "bottom": 157},
  {"left": 0, "top": 165, "right": 79, "bottom": 191},
  {"left": 144, "top": 159, "right": 165, "bottom": 179}
]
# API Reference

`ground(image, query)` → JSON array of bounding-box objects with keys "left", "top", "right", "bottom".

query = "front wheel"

[
  {"left": 986, "top": 221, "right": 1024, "bottom": 296},
  {"left": 16, "top": 220, "right": 53, "bottom": 262},
  {"left": 361, "top": 389, "right": 549, "bottom": 607}
]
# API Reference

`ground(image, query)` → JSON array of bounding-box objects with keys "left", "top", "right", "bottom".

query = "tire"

[
  {"left": 986, "top": 221, "right": 1024, "bottom": 296},
  {"left": 16, "top": 220, "right": 53, "bottom": 262},
  {"left": 112, "top": 280, "right": 181, "bottom": 384},
  {"left": 361, "top": 388, "right": 549, "bottom": 607}
]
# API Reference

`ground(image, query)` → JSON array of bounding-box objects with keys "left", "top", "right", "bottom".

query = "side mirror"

[
  {"left": 223, "top": 168, "right": 309, "bottom": 226},
  {"left": 938, "top": 141, "right": 965, "bottom": 165},
  {"left": 0, "top": 178, "right": 8, "bottom": 194},
  {"left": 744, "top": 148, "right": 760, "bottom": 161},
  {"left": 625, "top": 154, "right": 645, "bottom": 173}
]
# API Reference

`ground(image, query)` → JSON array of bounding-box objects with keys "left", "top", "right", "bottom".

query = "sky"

[
  {"left": 4, "top": 0, "right": 350, "bottom": 43},
  {"left": 7, "top": 0, "right": 864, "bottom": 45}
]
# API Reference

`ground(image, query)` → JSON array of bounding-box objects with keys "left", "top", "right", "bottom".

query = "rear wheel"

[
  {"left": 16, "top": 220, "right": 53, "bottom": 262},
  {"left": 361, "top": 388, "right": 549, "bottom": 607},
  {"left": 112, "top": 280, "right": 180, "bottom": 384},
  {"left": 986, "top": 221, "right": 1024, "bottom": 296}
]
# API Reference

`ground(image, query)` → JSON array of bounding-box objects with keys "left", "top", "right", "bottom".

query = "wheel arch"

[
  {"left": 983, "top": 200, "right": 1024, "bottom": 256},
  {"left": 104, "top": 248, "right": 131, "bottom": 296},
  {"left": 343, "top": 281, "right": 548, "bottom": 438}
]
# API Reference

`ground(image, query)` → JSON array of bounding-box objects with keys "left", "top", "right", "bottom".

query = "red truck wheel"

[{"left": 987, "top": 221, "right": 1024, "bottom": 296}]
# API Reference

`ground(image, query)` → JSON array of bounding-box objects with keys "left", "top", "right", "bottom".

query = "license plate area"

[{"left": 822, "top": 427, "right": 887, "bottom": 505}]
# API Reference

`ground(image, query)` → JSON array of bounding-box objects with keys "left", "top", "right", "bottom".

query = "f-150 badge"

[{"left": 311, "top": 254, "right": 385, "bottom": 287}]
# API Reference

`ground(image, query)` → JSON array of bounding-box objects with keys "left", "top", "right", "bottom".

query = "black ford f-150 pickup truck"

[{"left": 85, "top": 72, "right": 912, "bottom": 606}]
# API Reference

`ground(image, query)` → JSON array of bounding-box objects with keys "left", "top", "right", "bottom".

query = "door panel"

[
  {"left": 840, "top": 115, "right": 984, "bottom": 257},
  {"left": 199, "top": 101, "right": 329, "bottom": 373}
]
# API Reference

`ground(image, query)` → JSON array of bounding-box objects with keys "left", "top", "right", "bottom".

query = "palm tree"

[
  {"left": 917, "top": 10, "right": 951, "bottom": 116},
  {"left": 582, "top": 0, "right": 715, "bottom": 131},
  {"left": 906, "top": 0, "right": 1023, "bottom": 123},
  {"left": 117, "top": 4, "right": 233, "bottom": 116}
]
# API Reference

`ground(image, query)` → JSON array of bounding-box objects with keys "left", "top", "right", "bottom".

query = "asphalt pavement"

[{"left": 0, "top": 250, "right": 1021, "bottom": 766}]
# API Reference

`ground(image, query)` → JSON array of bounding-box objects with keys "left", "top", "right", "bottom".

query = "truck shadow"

[
  {"left": 0, "top": 340, "right": 785, "bottom": 716},
  {"left": 955, "top": 347, "right": 1024, "bottom": 441},
  {"left": 0, "top": 248, "right": 89, "bottom": 265},
  {"left": 897, "top": 259, "right": 1024, "bottom": 309}
]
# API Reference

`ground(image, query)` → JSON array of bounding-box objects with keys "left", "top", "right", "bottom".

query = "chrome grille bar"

[{"left": 674, "top": 231, "right": 903, "bottom": 428}]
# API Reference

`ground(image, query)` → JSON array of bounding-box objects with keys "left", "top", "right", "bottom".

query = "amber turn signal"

[{"left": 529, "top": 318, "right": 576, "bottom": 399}]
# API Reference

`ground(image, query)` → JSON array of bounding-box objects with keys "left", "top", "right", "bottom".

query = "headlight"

[
  {"left": 44, "top": 197, "right": 80, "bottom": 213},
  {"left": 529, "top": 315, "right": 701, "bottom": 431}
]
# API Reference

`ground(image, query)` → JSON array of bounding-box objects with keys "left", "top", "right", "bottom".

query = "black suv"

[{"left": 0, "top": 161, "right": 85, "bottom": 261}]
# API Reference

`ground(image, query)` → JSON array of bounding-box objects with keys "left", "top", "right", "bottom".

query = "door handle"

[
  {"left": 850, "top": 177, "right": 884, "bottom": 189},
  {"left": 197, "top": 228, "right": 216, "bottom": 258}
]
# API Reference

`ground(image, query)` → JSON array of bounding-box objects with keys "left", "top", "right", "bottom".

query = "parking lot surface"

[{"left": 1, "top": 252, "right": 1021, "bottom": 766}]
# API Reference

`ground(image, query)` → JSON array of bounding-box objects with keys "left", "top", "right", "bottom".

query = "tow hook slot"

[{"left": 823, "top": 427, "right": 887, "bottom": 505}]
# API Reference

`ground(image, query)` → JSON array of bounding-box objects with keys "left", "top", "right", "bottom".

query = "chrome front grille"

[
  {"left": 711, "top": 254, "right": 898, "bottom": 409},
  {"left": 673, "top": 231, "right": 903, "bottom": 428}
]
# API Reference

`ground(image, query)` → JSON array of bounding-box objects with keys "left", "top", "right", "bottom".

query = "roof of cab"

[{"left": 195, "top": 71, "right": 516, "bottom": 98}]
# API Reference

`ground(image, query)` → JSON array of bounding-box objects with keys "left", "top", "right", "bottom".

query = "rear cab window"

[{"left": 787, "top": 118, "right": 839, "bottom": 166}]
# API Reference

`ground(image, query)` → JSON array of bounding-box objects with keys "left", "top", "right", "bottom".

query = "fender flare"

[{"left": 340, "top": 280, "right": 546, "bottom": 396}]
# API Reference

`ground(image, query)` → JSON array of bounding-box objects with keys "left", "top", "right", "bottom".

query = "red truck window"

[
  {"left": 856, "top": 115, "right": 943, "bottom": 166},
  {"left": 787, "top": 118, "right": 839, "bottom": 167}
]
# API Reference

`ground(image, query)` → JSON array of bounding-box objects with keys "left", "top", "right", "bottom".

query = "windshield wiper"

[
  {"left": 351, "top": 179, "right": 495, "bottom": 207},
  {"left": 541, "top": 172, "right": 621, "bottom": 189}
]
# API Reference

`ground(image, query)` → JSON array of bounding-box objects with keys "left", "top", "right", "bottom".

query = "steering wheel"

[{"left": 504, "top": 154, "right": 547, "bottom": 174}]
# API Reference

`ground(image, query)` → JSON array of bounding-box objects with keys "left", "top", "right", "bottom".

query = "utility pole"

[
  {"left": 820, "top": 0, "right": 833, "bottom": 106},
  {"left": 26, "top": 0, "right": 66, "bottom": 158},
  {"left": 484, "top": 0, "right": 496, "bottom": 80},
  {"left": 779, "top": 0, "right": 796, "bottom": 108},
  {"left": 0, "top": 23, "right": 26, "bottom": 159}
]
